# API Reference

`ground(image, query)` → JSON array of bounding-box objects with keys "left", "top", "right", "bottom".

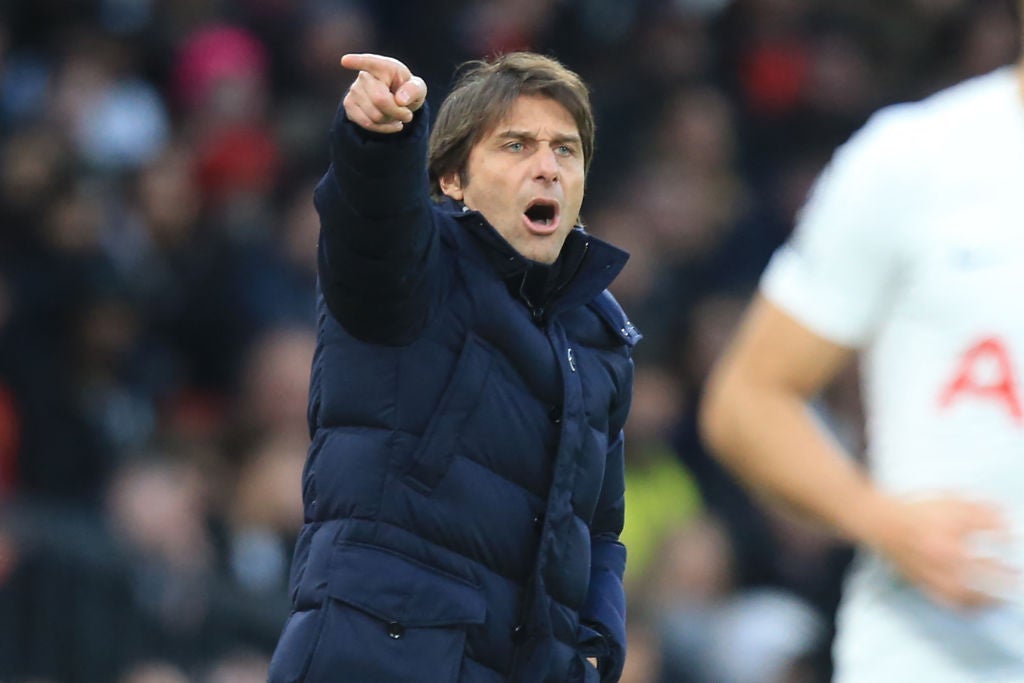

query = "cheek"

[
  {"left": 567, "top": 177, "right": 586, "bottom": 212},
  {"left": 484, "top": 180, "right": 518, "bottom": 215},
  {"left": 478, "top": 187, "right": 508, "bottom": 217},
  {"left": 566, "top": 166, "right": 585, "bottom": 195}
]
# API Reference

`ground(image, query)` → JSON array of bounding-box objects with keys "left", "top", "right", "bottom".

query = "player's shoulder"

[{"left": 858, "top": 68, "right": 1017, "bottom": 148}]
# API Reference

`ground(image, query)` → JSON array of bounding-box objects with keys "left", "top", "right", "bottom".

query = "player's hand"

[
  {"left": 868, "top": 495, "right": 1018, "bottom": 610},
  {"left": 340, "top": 53, "right": 427, "bottom": 134}
]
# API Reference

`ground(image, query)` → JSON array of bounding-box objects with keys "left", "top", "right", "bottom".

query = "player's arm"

[
  {"left": 700, "top": 295, "right": 1012, "bottom": 610},
  {"left": 315, "top": 53, "right": 438, "bottom": 344}
]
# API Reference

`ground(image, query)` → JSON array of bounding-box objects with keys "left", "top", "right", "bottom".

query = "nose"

[{"left": 533, "top": 145, "right": 559, "bottom": 183}]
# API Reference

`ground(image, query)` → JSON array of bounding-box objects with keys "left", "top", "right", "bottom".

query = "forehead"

[{"left": 483, "top": 95, "right": 579, "bottom": 138}]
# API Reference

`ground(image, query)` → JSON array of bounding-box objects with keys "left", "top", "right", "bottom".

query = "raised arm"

[
  {"left": 315, "top": 53, "right": 438, "bottom": 344},
  {"left": 700, "top": 295, "right": 1014, "bottom": 610}
]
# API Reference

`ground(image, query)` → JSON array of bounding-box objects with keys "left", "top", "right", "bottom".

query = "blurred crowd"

[{"left": 0, "top": 0, "right": 1018, "bottom": 681}]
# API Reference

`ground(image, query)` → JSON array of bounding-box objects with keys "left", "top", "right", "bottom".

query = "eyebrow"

[{"left": 496, "top": 130, "right": 582, "bottom": 146}]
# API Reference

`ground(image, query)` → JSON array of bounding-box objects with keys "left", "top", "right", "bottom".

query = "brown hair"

[{"left": 427, "top": 52, "right": 595, "bottom": 201}]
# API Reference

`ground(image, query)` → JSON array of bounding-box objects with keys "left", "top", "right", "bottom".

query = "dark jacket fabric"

[{"left": 267, "top": 103, "right": 639, "bottom": 683}]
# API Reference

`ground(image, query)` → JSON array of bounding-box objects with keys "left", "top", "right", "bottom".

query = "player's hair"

[{"left": 427, "top": 52, "right": 594, "bottom": 201}]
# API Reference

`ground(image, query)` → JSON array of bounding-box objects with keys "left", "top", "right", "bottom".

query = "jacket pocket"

[
  {"left": 403, "top": 334, "right": 492, "bottom": 493},
  {"left": 306, "top": 542, "right": 487, "bottom": 683}
]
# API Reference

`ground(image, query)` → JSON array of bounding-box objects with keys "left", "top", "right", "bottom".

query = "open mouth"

[{"left": 523, "top": 199, "right": 560, "bottom": 233}]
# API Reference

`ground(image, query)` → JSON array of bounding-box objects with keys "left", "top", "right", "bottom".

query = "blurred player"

[{"left": 700, "top": 10, "right": 1024, "bottom": 683}]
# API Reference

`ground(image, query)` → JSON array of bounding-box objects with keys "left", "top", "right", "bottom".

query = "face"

[{"left": 440, "top": 95, "right": 585, "bottom": 265}]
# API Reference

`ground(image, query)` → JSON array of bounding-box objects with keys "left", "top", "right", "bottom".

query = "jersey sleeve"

[{"left": 761, "top": 108, "right": 916, "bottom": 348}]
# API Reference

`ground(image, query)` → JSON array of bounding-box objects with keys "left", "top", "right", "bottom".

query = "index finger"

[{"left": 340, "top": 53, "right": 412, "bottom": 90}]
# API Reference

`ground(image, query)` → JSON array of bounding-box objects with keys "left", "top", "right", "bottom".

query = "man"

[
  {"left": 267, "top": 52, "right": 638, "bottom": 683},
  {"left": 700, "top": 15, "right": 1024, "bottom": 683}
]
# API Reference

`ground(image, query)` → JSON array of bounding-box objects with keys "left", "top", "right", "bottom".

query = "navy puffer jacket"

[{"left": 267, "top": 103, "right": 639, "bottom": 683}]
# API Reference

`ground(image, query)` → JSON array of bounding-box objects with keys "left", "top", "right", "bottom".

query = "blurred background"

[{"left": 0, "top": 0, "right": 1019, "bottom": 681}]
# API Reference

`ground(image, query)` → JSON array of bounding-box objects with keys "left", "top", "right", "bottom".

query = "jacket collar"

[{"left": 438, "top": 199, "right": 629, "bottom": 321}]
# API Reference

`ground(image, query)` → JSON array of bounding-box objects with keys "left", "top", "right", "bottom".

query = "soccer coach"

[{"left": 267, "top": 50, "right": 640, "bottom": 683}]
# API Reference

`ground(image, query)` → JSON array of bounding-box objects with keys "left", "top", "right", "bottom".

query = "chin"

[
  {"left": 526, "top": 249, "right": 559, "bottom": 265},
  {"left": 520, "top": 239, "right": 563, "bottom": 265}
]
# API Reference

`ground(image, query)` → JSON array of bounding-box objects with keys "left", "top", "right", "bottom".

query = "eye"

[
  {"left": 504, "top": 141, "right": 524, "bottom": 152},
  {"left": 555, "top": 144, "right": 575, "bottom": 156}
]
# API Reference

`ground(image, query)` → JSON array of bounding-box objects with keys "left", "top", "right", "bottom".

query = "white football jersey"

[{"left": 762, "top": 66, "right": 1024, "bottom": 682}]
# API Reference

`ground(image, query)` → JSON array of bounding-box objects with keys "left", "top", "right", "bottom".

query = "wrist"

[{"left": 847, "top": 488, "right": 903, "bottom": 551}]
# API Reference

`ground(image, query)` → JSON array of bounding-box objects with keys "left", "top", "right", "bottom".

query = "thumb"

[{"left": 395, "top": 77, "right": 427, "bottom": 111}]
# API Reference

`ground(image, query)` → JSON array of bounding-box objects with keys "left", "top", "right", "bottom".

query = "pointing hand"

[{"left": 341, "top": 53, "right": 427, "bottom": 134}]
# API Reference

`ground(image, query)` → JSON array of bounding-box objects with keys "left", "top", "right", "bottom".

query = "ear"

[{"left": 439, "top": 172, "right": 464, "bottom": 201}]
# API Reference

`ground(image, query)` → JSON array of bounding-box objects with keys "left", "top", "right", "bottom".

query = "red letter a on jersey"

[{"left": 939, "top": 337, "right": 1023, "bottom": 423}]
